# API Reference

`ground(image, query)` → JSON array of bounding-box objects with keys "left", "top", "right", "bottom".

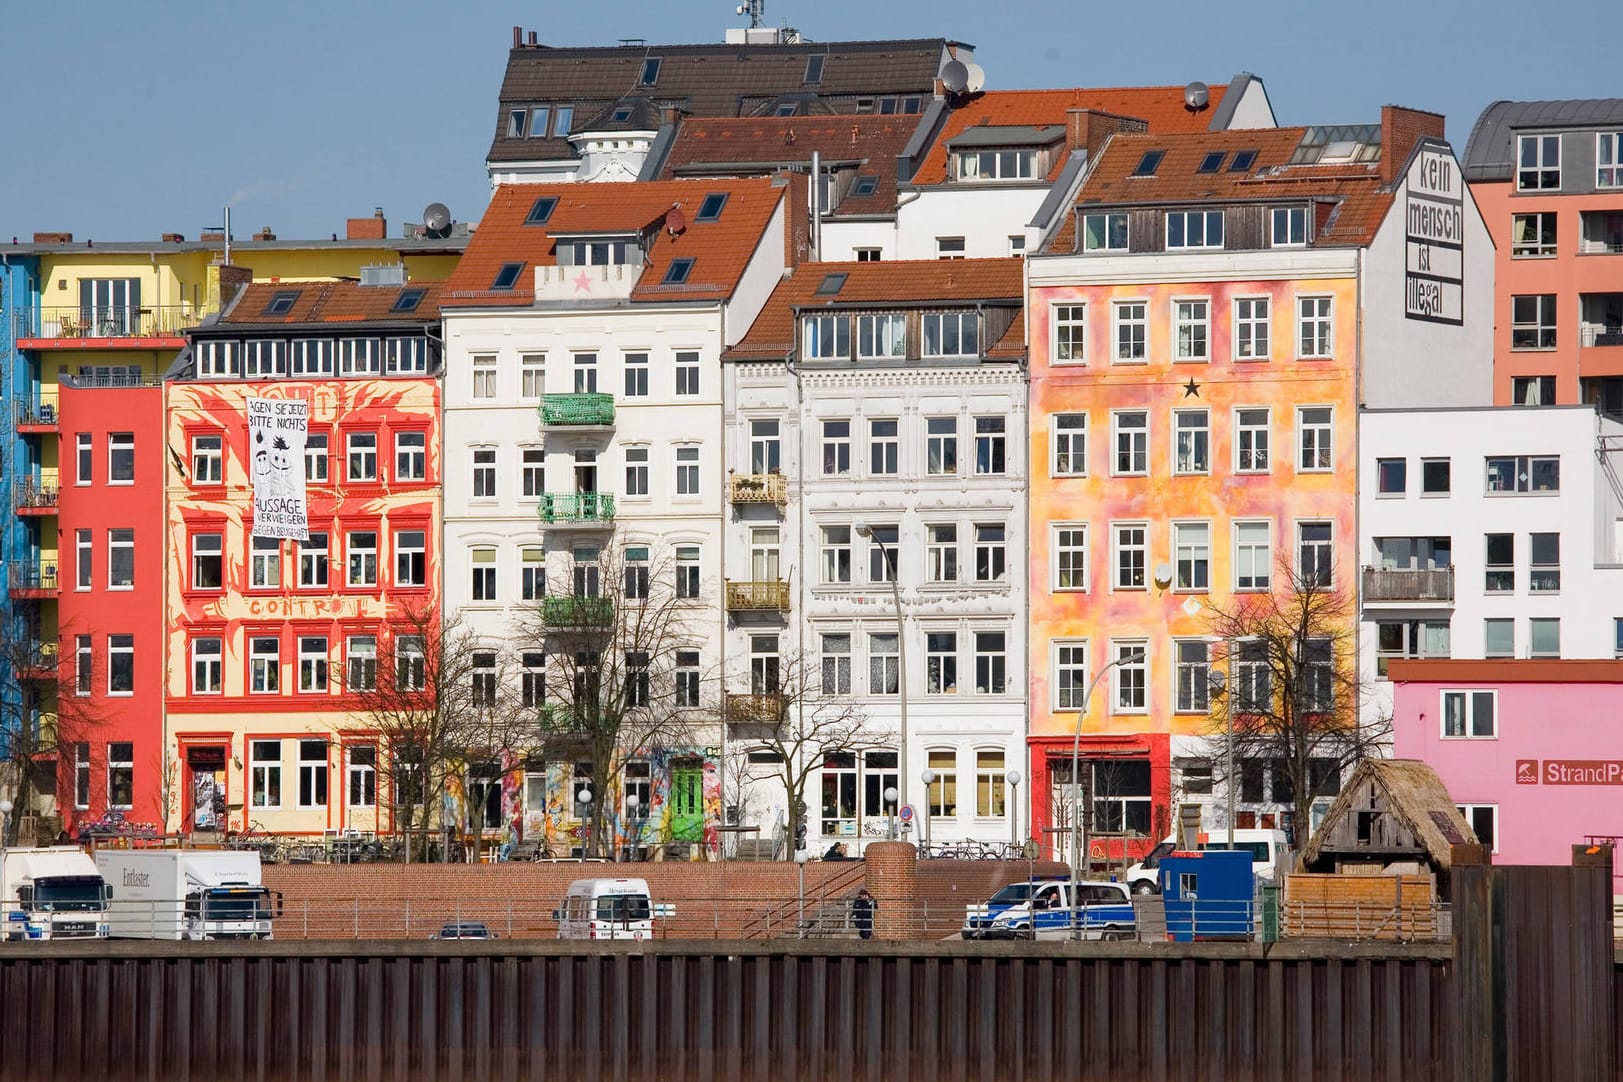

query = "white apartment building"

[
  {"left": 438, "top": 178, "right": 789, "bottom": 850},
  {"left": 723, "top": 259, "right": 1029, "bottom": 854},
  {"left": 1359, "top": 405, "right": 1623, "bottom": 726}
]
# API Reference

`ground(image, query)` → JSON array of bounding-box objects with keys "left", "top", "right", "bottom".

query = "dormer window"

[
  {"left": 554, "top": 106, "right": 574, "bottom": 136},
  {"left": 556, "top": 237, "right": 641, "bottom": 266},
  {"left": 507, "top": 109, "right": 528, "bottom": 138},
  {"left": 1271, "top": 207, "right": 1308, "bottom": 247},
  {"left": 802, "top": 315, "right": 850, "bottom": 360},
  {"left": 1083, "top": 213, "right": 1129, "bottom": 253},
  {"left": 611, "top": 107, "right": 634, "bottom": 124},
  {"left": 955, "top": 148, "right": 1038, "bottom": 181},
  {"left": 922, "top": 312, "right": 979, "bottom": 358},
  {"left": 1166, "top": 210, "right": 1224, "bottom": 250}
]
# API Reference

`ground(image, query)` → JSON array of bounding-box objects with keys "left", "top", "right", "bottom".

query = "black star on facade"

[{"left": 1182, "top": 377, "right": 1201, "bottom": 398}]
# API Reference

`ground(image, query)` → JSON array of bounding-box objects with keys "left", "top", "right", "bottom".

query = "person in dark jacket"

[{"left": 851, "top": 889, "right": 876, "bottom": 939}]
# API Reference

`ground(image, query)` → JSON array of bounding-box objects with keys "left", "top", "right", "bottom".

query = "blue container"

[{"left": 1160, "top": 849, "right": 1255, "bottom": 941}]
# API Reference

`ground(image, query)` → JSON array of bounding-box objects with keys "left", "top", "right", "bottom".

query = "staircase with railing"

[{"left": 740, "top": 859, "right": 868, "bottom": 939}]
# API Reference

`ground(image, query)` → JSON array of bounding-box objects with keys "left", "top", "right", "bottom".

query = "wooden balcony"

[
  {"left": 724, "top": 692, "right": 788, "bottom": 724},
  {"left": 540, "top": 393, "right": 616, "bottom": 427},
  {"left": 1361, "top": 566, "right": 1454, "bottom": 604},
  {"left": 729, "top": 472, "right": 786, "bottom": 506},
  {"left": 725, "top": 580, "right": 790, "bottom": 613},
  {"left": 538, "top": 492, "right": 616, "bottom": 527}
]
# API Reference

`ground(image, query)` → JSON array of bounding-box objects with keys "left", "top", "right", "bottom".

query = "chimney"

[
  {"left": 252, "top": 227, "right": 276, "bottom": 242},
  {"left": 529, "top": 31, "right": 537, "bottom": 45},
  {"left": 346, "top": 209, "right": 387, "bottom": 241},
  {"left": 1380, "top": 105, "right": 1446, "bottom": 186},
  {"left": 162, "top": 232, "right": 185, "bottom": 243},
  {"left": 1065, "top": 109, "right": 1147, "bottom": 160},
  {"left": 33, "top": 232, "right": 72, "bottom": 244},
  {"left": 200, "top": 230, "right": 225, "bottom": 242},
  {"left": 513, "top": 25, "right": 522, "bottom": 47}
]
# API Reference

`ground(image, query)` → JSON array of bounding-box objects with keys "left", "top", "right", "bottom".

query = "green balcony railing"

[
  {"left": 540, "top": 393, "right": 616, "bottom": 427},
  {"left": 539, "top": 492, "right": 616, "bottom": 525},
  {"left": 541, "top": 595, "right": 615, "bottom": 628}
]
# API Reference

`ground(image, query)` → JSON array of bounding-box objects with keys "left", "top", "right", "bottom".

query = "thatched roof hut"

[{"left": 1300, "top": 759, "right": 1477, "bottom": 888}]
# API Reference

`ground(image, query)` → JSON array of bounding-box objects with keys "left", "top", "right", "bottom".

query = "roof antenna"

[{"left": 735, "top": 0, "right": 765, "bottom": 28}]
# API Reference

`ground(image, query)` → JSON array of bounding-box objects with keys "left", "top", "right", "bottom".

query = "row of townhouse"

[{"left": 3, "top": 17, "right": 1620, "bottom": 864}]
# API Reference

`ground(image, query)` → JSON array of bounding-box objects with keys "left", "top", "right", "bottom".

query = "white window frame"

[
  {"left": 1166, "top": 210, "right": 1224, "bottom": 250},
  {"left": 346, "top": 431, "right": 378, "bottom": 483},
  {"left": 346, "top": 530, "right": 378, "bottom": 588},
  {"left": 192, "top": 637, "right": 223, "bottom": 695},
  {"left": 922, "top": 312, "right": 978, "bottom": 358},
  {"left": 471, "top": 547, "right": 497, "bottom": 602},
  {"left": 926, "top": 524, "right": 958, "bottom": 583},
  {"left": 1053, "top": 524, "right": 1088, "bottom": 591},
  {"left": 1173, "top": 408, "right": 1208, "bottom": 475},
  {"left": 1297, "top": 406, "right": 1334, "bottom": 472},
  {"left": 1599, "top": 132, "right": 1623, "bottom": 188},
  {"left": 1112, "top": 410, "right": 1148, "bottom": 476},
  {"left": 249, "top": 636, "right": 280, "bottom": 694},
  {"left": 250, "top": 740, "right": 282, "bottom": 808},
  {"left": 394, "top": 529, "right": 426, "bottom": 588},
  {"left": 1052, "top": 414, "right": 1086, "bottom": 476},
  {"left": 868, "top": 418, "right": 899, "bottom": 475},
  {"left": 802, "top": 314, "right": 850, "bottom": 360},
  {"left": 1173, "top": 639, "right": 1212, "bottom": 714},
  {"left": 1511, "top": 212, "right": 1558, "bottom": 257},
  {"left": 346, "top": 635, "right": 378, "bottom": 693},
  {"left": 298, "top": 635, "right": 329, "bottom": 694},
  {"left": 1297, "top": 520, "right": 1335, "bottom": 587},
  {"left": 108, "top": 432, "right": 135, "bottom": 485},
  {"left": 821, "top": 526, "right": 851, "bottom": 584},
  {"left": 675, "top": 445, "right": 700, "bottom": 496},
  {"left": 1172, "top": 520, "right": 1210, "bottom": 592},
  {"left": 925, "top": 417, "right": 957, "bottom": 476},
  {"left": 290, "top": 339, "right": 334, "bottom": 377},
  {"left": 1233, "top": 296, "right": 1271, "bottom": 361},
  {"left": 1112, "top": 522, "right": 1148, "bottom": 591},
  {"left": 1235, "top": 408, "right": 1270, "bottom": 474},
  {"left": 1053, "top": 639, "right": 1089, "bottom": 710},
  {"left": 1113, "top": 300, "right": 1148, "bottom": 363},
  {"left": 1457, "top": 804, "right": 1498, "bottom": 852},
  {"left": 394, "top": 431, "right": 426, "bottom": 482},
  {"left": 857, "top": 314, "right": 907, "bottom": 360},
  {"left": 249, "top": 536, "right": 280, "bottom": 590},
  {"left": 521, "top": 353, "right": 546, "bottom": 400},
  {"left": 471, "top": 354, "right": 497, "bottom": 400},
  {"left": 1233, "top": 520, "right": 1273, "bottom": 591},
  {"left": 192, "top": 434, "right": 223, "bottom": 485},
  {"left": 338, "top": 339, "right": 380, "bottom": 377},
  {"left": 1270, "top": 206, "right": 1308, "bottom": 247},
  {"left": 1082, "top": 212, "right": 1128, "bottom": 253},
  {"left": 1111, "top": 639, "right": 1149, "bottom": 713},
  {"left": 1296, "top": 295, "right": 1334, "bottom": 358},
  {"left": 107, "top": 528, "right": 135, "bottom": 590},
  {"left": 622, "top": 446, "right": 648, "bottom": 498},
  {"left": 299, "top": 532, "right": 329, "bottom": 589},
  {"left": 1052, "top": 304, "right": 1086, "bottom": 364},
  {"left": 674, "top": 351, "right": 700, "bottom": 396},
  {"left": 1516, "top": 134, "right": 1560, "bottom": 191},
  {"left": 1172, "top": 298, "right": 1210, "bottom": 362},
  {"left": 821, "top": 420, "right": 851, "bottom": 476},
  {"left": 1441, "top": 689, "right": 1497, "bottom": 739}
]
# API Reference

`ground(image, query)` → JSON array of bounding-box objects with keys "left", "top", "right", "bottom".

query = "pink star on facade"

[{"left": 572, "top": 271, "right": 593, "bottom": 293}]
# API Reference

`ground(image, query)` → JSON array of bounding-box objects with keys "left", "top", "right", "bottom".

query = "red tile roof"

[
  {"left": 657, "top": 115, "right": 916, "bottom": 217},
  {"left": 219, "top": 280, "right": 450, "bottom": 324},
  {"left": 1046, "top": 127, "right": 1396, "bottom": 251},
  {"left": 727, "top": 258, "right": 1023, "bottom": 360},
  {"left": 911, "top": 86, "right": 1231, "bottom": 185},
  {"left": 443, "top": 179, "right": 787, "bottom": 307}
]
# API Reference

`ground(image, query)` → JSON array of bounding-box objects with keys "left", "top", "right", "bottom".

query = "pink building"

[{"left": 1390, "top": 659, "right": 1623, "bottom": 891}]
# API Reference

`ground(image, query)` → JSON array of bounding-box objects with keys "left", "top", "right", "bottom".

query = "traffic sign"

[{"left": 898, "top": 804, "right": 915, "bottom": 824}]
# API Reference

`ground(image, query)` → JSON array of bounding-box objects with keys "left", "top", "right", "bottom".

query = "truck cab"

[
  {"left": 96, "top": 850, "right": 278, "bottom": 940},
  {"left": 553, "top": 877, "right": 673, "bottom": 941},
  {"left": 1, "top": 847, "right": 112, "bottom": 941},
  {"left": 961, "top": 877, "right": 1136, "bottom": 941}
]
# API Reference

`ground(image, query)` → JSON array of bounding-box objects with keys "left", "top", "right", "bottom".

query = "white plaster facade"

[
  {"left": 722, "top": 355, "right": 1030, "bottom": 854},
  {"left": 1358, "top": 405, "right": 1623, "bottom": 727}
]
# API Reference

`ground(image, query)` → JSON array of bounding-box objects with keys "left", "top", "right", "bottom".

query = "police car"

[{"left": 961, "top": 876, "right": 1136, "bottom": 941}]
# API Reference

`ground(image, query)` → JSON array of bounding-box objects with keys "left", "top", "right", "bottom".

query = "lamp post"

[
  {"left": 625, "top": 792, "right": 641, "bottom": 861},
  {"left": 0, "top": 798, "right": 12, "bottom": 857},
  {"left": 1209, "top": 667, "right": 1235, "bottom": 850},
  {"left": 795, "top": 849, "right": 810, "bottom": 938},
  {"left": 576, "top": 787, "right": 593, "bottom": 864},
  {"left": 883, "top": 785, "right": 899, "bottom": 842},
  {"left": 920, "top": 769, "right": 937, "bottom": 853},
  {"left": 1007, "top": 769, "right": 1022, "bottom": 849},
  {"left": 855, "top": 522, "right": 908, "bottom": 836},
  {"left": 1069, "top": 649, "right": 1146, "bottom": 941}
]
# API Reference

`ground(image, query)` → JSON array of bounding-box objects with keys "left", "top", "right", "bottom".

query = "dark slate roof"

[
  {"left": 946, "top": 124, "right": 1065, "bottom": 149},
  {"left": 575, "top": 96, "right": 665, "bottom": 134},
  {"left": 1463, "top": 98, "right": 1623, "bottom": 181},
  {"left": 489, "top": 37, "right": 962, "bottom": 165}
]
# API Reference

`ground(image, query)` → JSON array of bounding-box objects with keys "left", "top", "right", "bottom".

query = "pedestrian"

[
  {"left": 823, "top": 841, "right": 849, "bottom": 861},
  {"left": 851, "top": 889, "right": 876, "bottom": 939}
]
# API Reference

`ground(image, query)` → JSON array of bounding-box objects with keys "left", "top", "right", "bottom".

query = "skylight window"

[
  {"left": 524, "top": 196, "right": 558, "bottom": 226},
  {"left": 696, "top": 193, "right": 729, "bottom": 222},
  {"left": 1131, "top": 150, "right": 1165, "bottom": 177},
  {"left": 850, "top": 175, "right": 879, "bottom": 197},
  {"left": 804, "top": 54, "right": 825, "bottom": 84},
  {"left": 1229, "top": 150, "right": 1258, "bottom": 173},
  {"left": 264, "top": 290, "right": 299, "bottom": 316},
  {"left": 611, "top": 107, "right": 634, "bottom": 124},
  {"left": 391, "top": 288, "right": 427, "bottom": 314},
  {"left": 639, "top": 58, "right": 662, "bottom": 86},
  {"left": 1197, "top": 151, "right": 1226, "bottom": 173},
  {"left": 663, "top": 259, "right": 694, "bottom": 285},
  {"left": 815, "top": 273, "right": 848, "bottom": 296},
  {"left": 492, "top": 262, "right": 526, "bottom": 291},
  {"left": 775, "top": 103, "right": 800, "bottom": 117}
]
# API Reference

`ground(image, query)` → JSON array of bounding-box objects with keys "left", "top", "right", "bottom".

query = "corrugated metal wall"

[{"left": 0, "top": 941, "right": 1472, "bottom": 1082}]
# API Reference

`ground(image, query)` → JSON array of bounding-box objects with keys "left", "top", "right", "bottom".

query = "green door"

[{"left": 671, "top": 766, "right": 704, "bottom": 842}]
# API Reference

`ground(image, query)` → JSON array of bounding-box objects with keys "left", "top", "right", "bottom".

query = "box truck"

[
  {"left": 1, "top": 846, "right": 112, "bottom": 941},
  {"left": 96, "top": 849, "right": 279, "bottom": 940}
]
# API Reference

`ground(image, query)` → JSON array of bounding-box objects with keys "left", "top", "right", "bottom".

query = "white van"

[
  {"left": 553, "top": 877, "right": 673, "bottom": 941},
  {"left": 1126, "top": 829, "right": 1289, "bottom": 895}
]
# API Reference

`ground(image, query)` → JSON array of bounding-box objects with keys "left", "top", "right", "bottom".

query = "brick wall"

[{"left": 1380, "top": 104, "right": 1447, "bottom": 185}]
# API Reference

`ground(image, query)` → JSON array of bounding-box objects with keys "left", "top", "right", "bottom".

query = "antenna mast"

[{"left": 740, "top": 0, "right": 765, "bottom": 28}]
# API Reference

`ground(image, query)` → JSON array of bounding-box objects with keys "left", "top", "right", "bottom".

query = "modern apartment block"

[
  {"left": 438, "top": 178, "right": 794, "bottom": 855},
  {"left": 724, "top": 258, "right": 1027, "bottom": 852},
  {"left": 1024, "top": 108, "right": 1493, "bottom": 849},
  {"left": 1360, "top": 405, "right": 1623, "bottom": 725},
  {"left": 1464, "top": 99, "right": 1623, "bottom": 409}
]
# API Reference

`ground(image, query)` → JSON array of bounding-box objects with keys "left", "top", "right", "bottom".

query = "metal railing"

[
  {"left": 728, "top": 472, "right": 786, "bottom": 505},
  {"left": 540, "top": 393, "right": 615, "bottom": 426},
  {"left": 1361, "top": 566, "right": 1454, "bottom": 602},
  {"left": 723, "top": 692, "right": 788, "bottom": 723},
  {"left": 8, "top": 562, "right": 59, "bottom": 593},
  {"left": 1582, "top": 324, "right": 1623, "bottom": 347},
  {"left": 1282, "top": 898, "right": 1450, "bottom": 942},
  {"left": 540, "top": 595, "right": 615, "bottom": 627},
  {"left": 13, "top": 399, "right": 58, "bottom": 427},
  {"left": 724, "top": 579, "right": 790, "bottom": 611},
  {"left": 538, "top": 491, "right": 615, "bottom": 525},
  {"left": 14, "top": 305, "right": 201, "bottom": 340},
  {"left": 13, "top": 479, "right": 59, "bottom": 511},
  {"left": 19, "top": 641, "right": 59, "bottom": 675}
]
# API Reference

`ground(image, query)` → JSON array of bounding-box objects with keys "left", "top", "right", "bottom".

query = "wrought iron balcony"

[
  {"left": 541, "top": 595, "right": 615, "bottom": 628},
  {"left": 537, "top": 703, "right": 594, "bottom": 735},
  {"left": 540, "top": 393, "right": 616, "bottom": 427},
  {"left": 725, "top": 580, "right": 790, "bottom": 612},
  {"left": 729, "top": 472, "right": 787, "bottom": 506},
  {"left": 9, "top": 562, "right": 59, "bottom": 597},
  {"left": 1361, "top": 566, "right": 1454, "bottom": 603},
  {"left": 14, "top": 305, "right": 201, "bottom": 342},
  {"left": 539, "top": 492, "right": 616, "bottom": 526},
  {"left": 724, "top": 692, "right": 788, "bottom": 724}
]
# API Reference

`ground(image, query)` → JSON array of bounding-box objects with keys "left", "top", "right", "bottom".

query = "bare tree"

[
  {"left": 518, "top": 546, "right": 703, "bottom": 860},
  {"left": 0, "top": 617, "right": 110, "bottom": 845},
  {"left": 726, "top": 648, "right": 876, "bottom": 858},
  {"left": 1201, "top": 556, "right": 1390, "bottom": 848},
  {"left": 349, "top": 604, "right": 530, "bottom": 862}
]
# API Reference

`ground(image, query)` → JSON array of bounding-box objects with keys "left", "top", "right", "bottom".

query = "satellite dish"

[
  {"left": 1183, "top": 81, "right": 1210, "bottom": 110},
  {"left": 666, "top": 205, "right": 687, "bottom": 236},
  {"left": 1153, "top": 563, "right": 1174, "bottom": 589},
  {"left": 940, "top": 59, "right": 969, "bottom": 95},
  {"left": 422, "top": 202, "right": 452, "bottom": 238},
  {"left": 963, "top": 63, "right": 985, "bottom": 93}
]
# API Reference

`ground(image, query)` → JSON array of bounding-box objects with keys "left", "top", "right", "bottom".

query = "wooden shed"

[{"left": 1299, "top": 758, "right": 1476, "bottom": 893}]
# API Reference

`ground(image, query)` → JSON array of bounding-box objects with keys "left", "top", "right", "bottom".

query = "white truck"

[
  {"left": 1125, "top": 828, "right": 1290, "bottom": 895},
  {"left": 1, "top": 846, "right": 112, "bottom": 941},
  {"left": 96, "top": 849, "right": 279, "bottom": 940}
]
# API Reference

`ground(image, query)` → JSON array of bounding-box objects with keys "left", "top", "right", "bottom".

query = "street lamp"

[
  {"left": 795, "top": 849, "right": 810, "bottom": 938},
  {"left": 576, "top": 786, "right": 593, "bottom": 864},
  {"left": 1069, "top": 649, "right": 1146, "bottom": 941},
  {"left": 920, "top": 769, "right": 937, "bottom": 852},
  {"left": 0, "top": 798, "right": 12, "bottom": 856},
  {"left": 1209, "top": 667, "right": 1235, "bottom": 850},
  {"left": 883, "top": 785, "right": 899, "bottom": 842},
  {"left": 1007, "top": 769, "right": 1022, "bottom": 849},
  {"left": 855, "top": 521, "right": 908, "bottom": 836},
  {"left": 625, "top": 792, "right": 641, "bottom": 861}
]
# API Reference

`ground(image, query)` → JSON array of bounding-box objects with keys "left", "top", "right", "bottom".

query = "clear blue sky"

[{"left": 2, "top": 0, "right": 1612, "bottom": 242}]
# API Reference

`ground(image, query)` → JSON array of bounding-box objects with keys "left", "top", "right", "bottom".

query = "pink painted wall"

[{"left": 1393, "top": 676, "right": 1623, "bottom": 889}]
